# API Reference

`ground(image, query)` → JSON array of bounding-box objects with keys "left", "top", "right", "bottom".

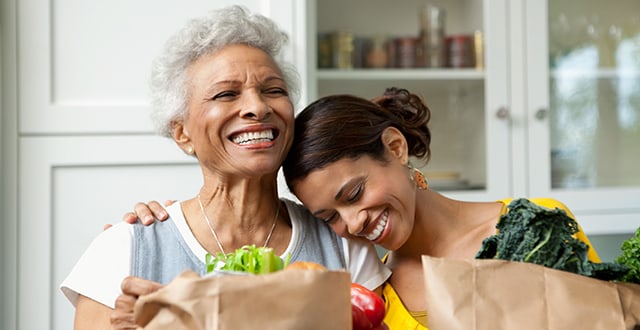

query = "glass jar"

[
  {"left": 366, "top": 36, "right": 389, "bottom": 68},
  {"left": 419, "top": 4, "right": 446, "bottom": 68},
  {"left": 396, "top": 37, "right": 418, "bottom": 68},
  {"left": 331, "top": 31, "right": 354, "bottom": 69}
]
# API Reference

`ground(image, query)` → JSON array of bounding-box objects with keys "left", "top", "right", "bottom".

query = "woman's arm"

[
  {"left": 74, "top": 295, "right": 112, "bottom": 330},
  {"left": 61, "top": 223, "right": 133, "bottom": 328}
]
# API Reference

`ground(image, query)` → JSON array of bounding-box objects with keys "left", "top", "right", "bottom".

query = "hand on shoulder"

[{"left": 104, "top": 200, "right": 175, "bottom": 230}]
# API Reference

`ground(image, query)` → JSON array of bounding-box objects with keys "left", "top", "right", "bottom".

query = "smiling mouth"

[
  {"left": 365, "top": 209, "right": 388, "bottom": 241},
  {"left": 230, "top": 129, "right": 276, "bottom": 145}
]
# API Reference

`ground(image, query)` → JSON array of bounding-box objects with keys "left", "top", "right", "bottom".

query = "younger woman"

[{"left": 281, "top": 87, "right": 600, "bottom": 329}]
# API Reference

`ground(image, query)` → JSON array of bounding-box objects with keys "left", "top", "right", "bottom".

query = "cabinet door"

[
  {"left": 307, "top": 0, "right": 510, "bottom": 201},
  {"left": 17, "top": 136, "right": 296, "bottom": 330},
  {"left": 19, "top": 136, "right": 200, "bottom": 330},
  {"left": 526, "top": 0, "right": 640, "bottom": 233},
  {"left": 17, "top": 0, "right": 300, "bottom": 135}
]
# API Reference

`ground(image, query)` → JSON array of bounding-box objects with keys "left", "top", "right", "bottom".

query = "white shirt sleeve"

[
  {"left": 343, "top": 238, "right": 391, "bottom": 290},
  {"left": 59, "top": 222, "right": 133, "bottom": 308}
]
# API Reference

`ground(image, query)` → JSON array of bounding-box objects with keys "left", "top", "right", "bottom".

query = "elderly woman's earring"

[
  {"left": 186, "top": 146, "right": 194, "bottom": 155},
  {"left": 408, "top": 163, "right": 428, "bottom": 190}
]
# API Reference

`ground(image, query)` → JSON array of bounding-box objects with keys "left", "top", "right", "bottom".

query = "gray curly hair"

[{"left": 149, "top": 5, "right": 300, "bottom": 137}]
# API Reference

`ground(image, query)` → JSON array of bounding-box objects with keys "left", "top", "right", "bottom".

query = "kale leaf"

[
  {"left": 614, "top": 227, "right": 640, "bottom": 284},
  {"left": 475, "top": 198, "right": 633, "bottom": 282}
]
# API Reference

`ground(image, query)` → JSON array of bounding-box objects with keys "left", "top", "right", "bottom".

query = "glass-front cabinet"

[
  {"left": 306, "top": 0, "right": 510, "bottom": 201},
  {"left": 306, "top": 0, "right": 640, "bottom": 235},
  {"left": 526, "top": 0, "right": 640, "bottom": 233}
]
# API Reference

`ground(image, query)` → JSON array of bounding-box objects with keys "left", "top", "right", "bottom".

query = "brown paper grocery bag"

[
  {"left": 422, "top": 255, "right": 640, "bottom": 330},
  {"left": 134, "top": 269, "right": 352, "bottom": 330}
]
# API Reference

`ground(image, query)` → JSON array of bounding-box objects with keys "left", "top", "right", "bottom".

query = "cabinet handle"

[
  {"left": 495, "top": 107, "right": 509, "bottom": 119},
  {"left": 535, "top": 108, "right": 548, "bottom": 120}
]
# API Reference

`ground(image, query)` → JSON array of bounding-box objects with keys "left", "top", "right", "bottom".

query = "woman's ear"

[
  {"left": 171, "top": 119, "right": 195, "bottom": 156},
  {"left": 381, "top": 127, "right": 408, "bottom": 164}
]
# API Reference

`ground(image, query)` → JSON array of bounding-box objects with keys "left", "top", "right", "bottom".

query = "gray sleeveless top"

[{"left": 131, "top": 199, "right": 346, "bottom": 284}]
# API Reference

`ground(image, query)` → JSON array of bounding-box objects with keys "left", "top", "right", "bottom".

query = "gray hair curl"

[{"left": 149, "top": 5, "right": 300, "bottom": 137}]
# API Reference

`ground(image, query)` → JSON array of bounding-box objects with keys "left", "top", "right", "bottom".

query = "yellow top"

[
  {"left": 381, "top": 197, "right": 601, "bottom": 329},
  {"left": 382, "top": 282, "right": 427, "bottom": 330}
]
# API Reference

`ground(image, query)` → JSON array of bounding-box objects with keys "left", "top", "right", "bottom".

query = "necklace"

[{"left": 197, "top": 194, "right": 279, "bottom": 255}]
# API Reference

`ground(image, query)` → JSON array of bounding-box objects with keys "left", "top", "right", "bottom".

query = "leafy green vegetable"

[
  {"left": 475, "top": 198, "right": 633, "bottom": 282},
  {"left": 205, "top": 245, "right": 291, "bottom": 275},
  {"left": 615, "top": 227, "right": 640, "bottom": 284}
]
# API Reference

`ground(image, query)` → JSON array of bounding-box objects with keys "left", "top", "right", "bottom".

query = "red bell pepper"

[
  {"left": 352, "top": 304, "right": 373, "bottom": 329},
  {"left": 350, "top": 283, "right": 386, "bottom": 330}
]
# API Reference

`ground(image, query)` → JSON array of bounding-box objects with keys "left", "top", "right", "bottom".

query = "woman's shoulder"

[
  {"left": 281, "top": 198, "right": 316, "bottom": 224},
  {"left": 282, "top": 198, "right": 340, "bottom": 239},
  {"left": 98, "top": 221, "right": 135, "bottom": 242},
  {"left": 60, "top": 220, "right": 134, "bottom": 308},
  {"left": 281, "top": 197, "right": 304, "bottom": 211},
  {"left": 498, "top": 197, "right": 573, "bottom": 214},
  {"left": 528, "top": 197, "right": 570, "bottom": 210}
]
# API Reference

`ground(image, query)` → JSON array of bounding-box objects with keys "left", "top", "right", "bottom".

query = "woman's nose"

[
  {"left": 345, "top": 209, "right": 369, "bottom": 236},
  {"left": 239, "top": 91, "right": 272, "bottom": 120}
]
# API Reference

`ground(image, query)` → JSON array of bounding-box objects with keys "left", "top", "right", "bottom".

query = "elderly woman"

[{"left": 60, "top": 6, "right": 389, "bottom": 329}]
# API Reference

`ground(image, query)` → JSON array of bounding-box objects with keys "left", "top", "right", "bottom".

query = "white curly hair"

[{"left": 149, "top": 5, "right": 300, "bottom": 137}]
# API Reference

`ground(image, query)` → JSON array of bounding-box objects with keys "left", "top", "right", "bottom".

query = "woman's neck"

[
  {"left": 200, "top": 186, "right": 280, "bottom": 224},
  {"left": 391, "top": 191, "right": 501, "bottom": 261},
  {"left": 183, "top": 176, "right": 290, "bottom": 254}
]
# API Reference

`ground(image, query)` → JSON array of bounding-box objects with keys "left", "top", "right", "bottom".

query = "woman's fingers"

[
  {"left": 146, "top": 201, "right": 169, "bottom": 222},
  {"left": 120, "top": 276, "right": 164, "bottom": 296},
  {"left": 110, "top": 293, "right": 139, "bottom": 329}
]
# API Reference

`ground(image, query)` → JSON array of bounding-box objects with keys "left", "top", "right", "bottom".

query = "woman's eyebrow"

[
  {"left": 310, "top": 177, "right": 362, "bottom": 217},
  {"left": 312, "top": 209, "right": 328, "bottom": 218},
  {"left": 334, "top": 177, "right": 361, "bottom": 200}
]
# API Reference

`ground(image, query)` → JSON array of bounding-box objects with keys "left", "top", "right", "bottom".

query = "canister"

[
  {"left": 331, "top": 31, "right": 354, "bottom": 69},
  {"left": 352, "top": 37, "right": 371, "bottom": 68},
  {"left": 366, "top": 35, "right": 389, "bottom": 68},
  {"left": 419, "top": 4, "right": 446, "bottom": 67},
  {"left": 396, "top": 37, "right": 418, "bottom": 68},
  {"left": 474, "top": 30, "right": 484, "bottom": 69},
  {"left": 446, "top": 34, "right": 474, "bottom": 68},
  {"left": 317, "top": 33, "right": 333, "bottom": 68}
]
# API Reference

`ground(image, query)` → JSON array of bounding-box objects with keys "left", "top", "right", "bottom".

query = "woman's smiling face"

[
  {"left": 176, "top": 44, "right": 295, "bottom": 177},
  {"left": 293, "top": 154, "right": 418, "bottom": 251}
]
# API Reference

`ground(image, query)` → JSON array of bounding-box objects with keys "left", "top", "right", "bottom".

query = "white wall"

[
  {"left": 1, "top": 23, "right": 5, "bottom": 330},
  {"left": 1, "top": 0, "right": 19, "bottom": 329}
]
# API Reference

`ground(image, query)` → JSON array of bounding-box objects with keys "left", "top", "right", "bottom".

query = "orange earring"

[{"left": 408, "top": 164, "right": 428, "bottom": 190}]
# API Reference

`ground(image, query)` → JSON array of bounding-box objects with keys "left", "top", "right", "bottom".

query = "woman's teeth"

[
  {"left": 365, "top": 210, "right": 388, "bottom": 241},
  {"left": 232, "top": 130, "right": 274, "bottom": 144}
]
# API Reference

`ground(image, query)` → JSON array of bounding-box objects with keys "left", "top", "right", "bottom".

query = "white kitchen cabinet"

[
  {"left": 17, "top": 0, "right": 305, "bottom": 135},
  {"left": 306, "top": 0, "right": 511, "bottom": 203},
  {"left": 306, "top": 0, "right": 640, "bottom": 235},
  {"left": 525, "top": 0, "right": 640, "bottom": 234},
  {"left": 20, "top": 136, "right": 201, "bottom": 330}
]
